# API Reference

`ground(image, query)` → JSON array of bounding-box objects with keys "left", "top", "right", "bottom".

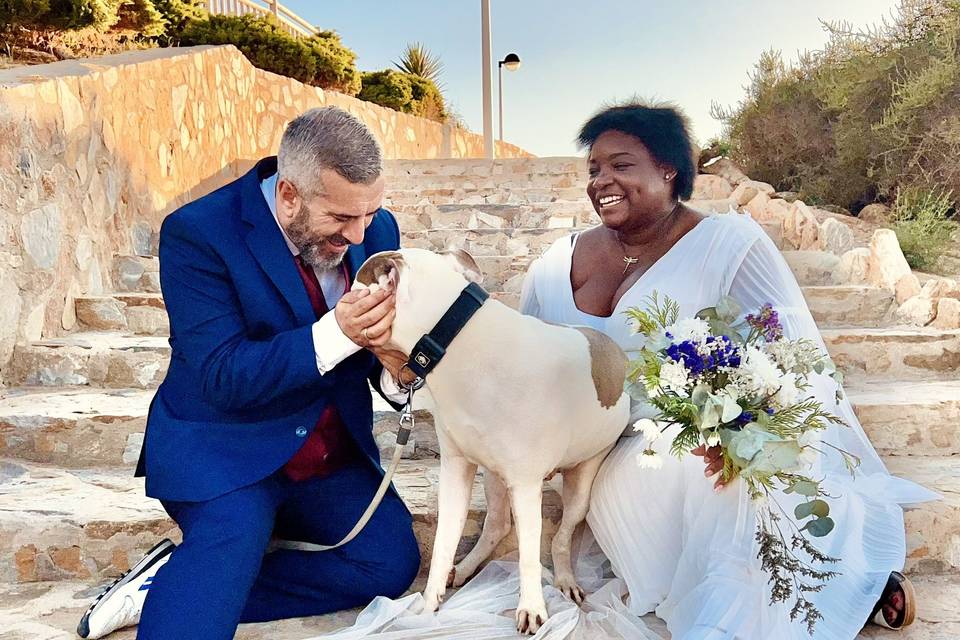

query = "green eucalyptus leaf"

[
  {"left": 801, "top": 516, "right": 835, "bottom": 537},
  {"left": 792, "top": 479, "right": 819, "bottom": 497}
]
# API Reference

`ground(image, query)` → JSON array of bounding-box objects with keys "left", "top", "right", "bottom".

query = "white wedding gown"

[{"left": 315, "top": 212, "right": 937, "bottom": 640}]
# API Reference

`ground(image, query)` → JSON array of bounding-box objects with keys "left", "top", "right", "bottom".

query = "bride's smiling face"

[{"left": 586, "top": 130, "right": 676, "bottom": 231}]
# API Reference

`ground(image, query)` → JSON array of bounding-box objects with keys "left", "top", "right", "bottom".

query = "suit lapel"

[{"left": 241, "top": 159, "right": 316, "bottom": 327}]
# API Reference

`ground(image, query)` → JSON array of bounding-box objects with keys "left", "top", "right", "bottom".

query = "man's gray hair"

[{"left": 277, "top": 106, "right": 383, "bottom": 198}]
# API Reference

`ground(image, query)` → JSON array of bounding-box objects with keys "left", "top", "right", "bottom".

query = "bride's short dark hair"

[{"left": 577, "top": 101, "right": 696, "bottom": 201}]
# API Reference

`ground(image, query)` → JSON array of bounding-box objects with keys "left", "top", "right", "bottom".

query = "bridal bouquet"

[{"left": 624, "top": 293, "right": 859, "bottom": 634}]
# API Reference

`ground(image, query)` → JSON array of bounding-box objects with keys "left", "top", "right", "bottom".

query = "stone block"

[
  {"left": 743, "top": 191, "right": 771, "bottom": 222},
  {"left": 837, "top": 248, "right": 871, "bottom": 285},
  {"left": 75, "top": 297, "right": 127, "bottom": 331},
  {"left": 896, "top": 273, "right": 922, "bottom": 305},
  {"left": 896, "top": 295, "right": 936, "bottom": 326},
  {"left": 858, "top": 203, "right": 892, "bottom": 225},
  {"left": 818, "top": 217, "right": 855, "bottom": 256},
  {"left": 933, "top": 298, "right": 960, "bottom": 330},
  {"left": 699, "top": 157, "right": 749, "bottom": 185},
  {"left": 867, "top": 229, "right": 911, "bottom": 291},
  {"left": 691, "top": 174, "right": 733, "bottom": 200}
]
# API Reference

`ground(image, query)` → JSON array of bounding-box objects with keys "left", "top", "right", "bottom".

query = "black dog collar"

[{"left": 405, "top": 282, "right": 489, "bottom": 379}]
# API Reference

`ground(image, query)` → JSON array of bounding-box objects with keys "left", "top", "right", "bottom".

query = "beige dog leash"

[{"left": 271, "top": 381, "right": 422, "bottom": 553}]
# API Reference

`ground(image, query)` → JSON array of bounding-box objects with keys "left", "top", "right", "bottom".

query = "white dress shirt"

[{"left": 260, "top": 174, "right": 405, "bottom": 401}]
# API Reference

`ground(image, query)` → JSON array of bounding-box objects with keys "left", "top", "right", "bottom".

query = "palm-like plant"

[{"left": 394, "top": 42, "right": 443, "bottom": 86}]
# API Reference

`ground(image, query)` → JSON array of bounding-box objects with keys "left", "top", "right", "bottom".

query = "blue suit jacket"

[{"left": 136, "top": 157, "right": 401, "bottom": 502}]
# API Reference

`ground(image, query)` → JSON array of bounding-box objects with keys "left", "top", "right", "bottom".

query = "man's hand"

[
  {"left": 335, "top": 288, "right": 395, "bottom": 347},
  {"left": 370, "top": 347, "right": 419, "bottom": 387},
  {"left": 692, "top": 443, "right": 728, "bottom": 490}
]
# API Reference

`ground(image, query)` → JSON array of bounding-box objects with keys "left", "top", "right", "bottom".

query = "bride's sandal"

[{"left": 867, "top": 571, "right": 916, "bottom": 629}]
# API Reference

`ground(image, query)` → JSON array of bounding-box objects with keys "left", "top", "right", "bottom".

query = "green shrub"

[
  {"left": 0, "top": 0, "right": 51, "bottom": 26},
  {"left": 717, "top": 0, "right": 960, "bottom": 212},
  {"left": 51, "top": 0, "right": 124, "bottom": 30},
  {"left": 151, "top": 0, "right": 206, "bottom": 43},
  {"left": 181, "top": 14, "right": 317, "bottom": 85},
  {"left": 892, "top": 186, "right": 957, "bottom": 270},
  {"left": 359, "top": 69, "right": 446, "bottom": 121},
  {"left": 359, "top": 70, "right": 413, "bottom": 112},
  {"left": 305, "top": 30, "right": 360, "bottom": 95}
]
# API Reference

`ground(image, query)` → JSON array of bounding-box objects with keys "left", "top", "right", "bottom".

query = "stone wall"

[{"left": 0, "top": 45, "right": 530, "bottom": 377}]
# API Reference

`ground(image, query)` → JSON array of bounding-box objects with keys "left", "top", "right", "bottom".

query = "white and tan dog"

[{"left": 356, "top": 248, "right": 630, "bottom": 634}]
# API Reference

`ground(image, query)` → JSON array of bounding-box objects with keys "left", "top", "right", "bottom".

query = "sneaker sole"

[{"left": 77, "top": 539, "right": 176, "bottom": 638}]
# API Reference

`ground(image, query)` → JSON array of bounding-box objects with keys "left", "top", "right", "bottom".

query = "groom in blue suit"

[{"left": 79, "top": 107, "right": 421, "bottom": 640}]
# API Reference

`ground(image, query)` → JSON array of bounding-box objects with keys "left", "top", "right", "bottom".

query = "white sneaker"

[{"left": 77, "top": 539, "right": 175, "bottom": 638}]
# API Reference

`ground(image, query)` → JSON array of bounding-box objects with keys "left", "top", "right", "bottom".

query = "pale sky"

[{"left": 284, "top": 1, "right": 902, "bottom": 157}]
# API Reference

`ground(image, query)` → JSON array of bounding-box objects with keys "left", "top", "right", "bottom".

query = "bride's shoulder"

[{"left": 700, "top": 211, "right": 770, "bottom": 244}]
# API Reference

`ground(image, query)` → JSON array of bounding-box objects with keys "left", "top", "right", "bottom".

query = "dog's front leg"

[
  {"left": 422, "top": 452, "right": 477, "bottom": 613},
  {"left": 509, "top": 481, "right": 548, "bottom": 634}
]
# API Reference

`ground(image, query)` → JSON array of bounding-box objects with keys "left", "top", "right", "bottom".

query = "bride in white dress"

[
  {"left": 517, "top": 102, "right": 938, "bottom": 639},
  {"left": 318, "top": 103, "right": 937, "bottom": 640}
]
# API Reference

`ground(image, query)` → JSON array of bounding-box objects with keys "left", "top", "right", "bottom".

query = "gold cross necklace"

[{"left": 615, "top": 201, "right": 682, "bottom": 275}]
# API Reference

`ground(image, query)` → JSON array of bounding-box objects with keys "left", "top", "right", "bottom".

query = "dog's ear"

[
  {"left": 440, "top": 248, "right": 483, "bottom": 284},
  {"left": 355, "top": 251, "right": 404, "bottom": 291}
]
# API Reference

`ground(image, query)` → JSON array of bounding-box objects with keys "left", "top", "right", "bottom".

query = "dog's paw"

[
  {"left": 421, "top": 589, "right": 444, "bottom": 613},
  {"left": 450, "top": 564, "right": 474, "bottom": 588},
  {"left": 515, "top": 602, "right": 548, "bottom": 635},
  {"left": 555, "top": 576, "right": 586, "bottom": 606}
]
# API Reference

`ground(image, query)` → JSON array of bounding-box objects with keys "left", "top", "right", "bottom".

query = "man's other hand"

[{"left": 335, "top": 288, "right": 395, "bottom": 347}]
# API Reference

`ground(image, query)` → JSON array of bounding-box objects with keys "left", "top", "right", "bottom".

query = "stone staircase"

[{"left": 1, "top": 158, "right": 958, "bottom": 638}]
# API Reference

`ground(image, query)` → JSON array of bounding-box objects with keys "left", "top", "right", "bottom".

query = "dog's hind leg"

[
  {"left": 422, "top": 448, "right": 477, "bottom": 613},
  {"left": 451, "top": 469, "right": 511, "bottom": 587},
  {"left": 552, "top": 446, "right": 612, "bottom": 605},
  {"left": 509, "top": 480, "right": 548, "bottom": 634}
]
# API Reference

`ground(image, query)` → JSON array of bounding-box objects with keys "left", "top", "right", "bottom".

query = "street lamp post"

[
  {"left": 498, "top": 53, "right": 521, "bottom": 149},
  {"left": 481, "top": 0, "right": 493, "bottom": 159}
]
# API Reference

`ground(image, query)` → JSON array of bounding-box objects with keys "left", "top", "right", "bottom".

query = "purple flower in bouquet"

[{"left": 746, "top": 303, "right": 783, "bottom": 342}]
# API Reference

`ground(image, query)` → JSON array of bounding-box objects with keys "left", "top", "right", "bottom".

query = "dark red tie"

[{"left": 283, "top": 255, "right": 355, "bottom": 482}]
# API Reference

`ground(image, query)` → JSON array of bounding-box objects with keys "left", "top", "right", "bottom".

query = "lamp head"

[{"left": 500, "top": 53, "right": 521, "bottom": 71}]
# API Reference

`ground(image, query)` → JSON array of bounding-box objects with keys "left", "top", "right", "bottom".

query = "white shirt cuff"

[
  {"left": 312, "top": 312, "right": 362, "bottom": 374},
  {"left": 378, "top": 368, "right": 409, "bottom": 404}
]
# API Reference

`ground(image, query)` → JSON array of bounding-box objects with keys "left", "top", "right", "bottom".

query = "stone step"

[
  {"left": 1, "top": 453, "right": 955, "bottom": 587},
  {"left": 0, "top": 457, "right": 563, "bottom": 585},
  {"left": 4, "top": 574, "right": 959, "bottom": 639},
  {"left": 6, "top": 333, "right": 169, "bottom": 389},
  {"left": 392, "top": 202, "right": 599, "bottom": 229},
  {"left": 3, "top": 379, "right": 956, "bottom": 472},
  {"left": 821, "top": 327, "right": 960, "bottom": 381},
  {"left": 0, "top": 388, "right": 153, "bottom": 468},
  {"left": 383, "top": 156, "right": 586, "bottom": 178},
  {"left": 0, "top": 387, "right": 433, "bottom": 469},
  {"left": 386, "top": 171, "right": 586, "bottom": 191},
  {"left": 384, "top": 186, "right": 589, "bottom": 206},
  {"left": 75, "top": 294, "right": 168, "bottom": 336},
  {"left": 803, "top": 285, "right": 898, "bottom": 327},
  {"left": 847, "top": 380, "right": 960, "bottom": 456}
]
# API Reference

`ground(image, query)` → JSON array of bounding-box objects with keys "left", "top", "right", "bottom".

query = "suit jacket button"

[{"left": 295, "top": 426, "right": 308, "bottom": 437}]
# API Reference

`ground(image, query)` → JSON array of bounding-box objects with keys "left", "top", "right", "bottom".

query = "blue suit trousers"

[{"left": 136, "top": 463, "right": 421, "bottom": 640}]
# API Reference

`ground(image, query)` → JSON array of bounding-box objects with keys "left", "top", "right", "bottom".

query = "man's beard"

[{"left": 286, "top": 205, "right": 349, "bottom": 270}]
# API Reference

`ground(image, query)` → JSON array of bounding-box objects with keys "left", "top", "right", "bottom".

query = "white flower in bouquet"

[
  {"left": 732, "top": 346, "right": 782, "bottom": 398},
  {"left": 659, "top": 360, "right": 691, "bottom": 393},
  {"left": 773, "top": 373, "right": 801, "bottom": 409},
  {"left": 664, "top": 316, "right": 711, "bottom": 343},
  {"left": 636, "top": 449, "right": 663, "bottom": 469},
  {"left": 633, "top": 418, "right": 662, "bottom": 443}
]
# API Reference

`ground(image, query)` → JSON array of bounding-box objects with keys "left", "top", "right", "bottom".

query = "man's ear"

[
  {"left": 440, "top": 248, "right": 483, "bottom": 284},
  {"left": 275, "top": 178, "right": 301, "bottom": 222},
  {"left": 355, "top": 251, "right": 404, "bottom": 291}
]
